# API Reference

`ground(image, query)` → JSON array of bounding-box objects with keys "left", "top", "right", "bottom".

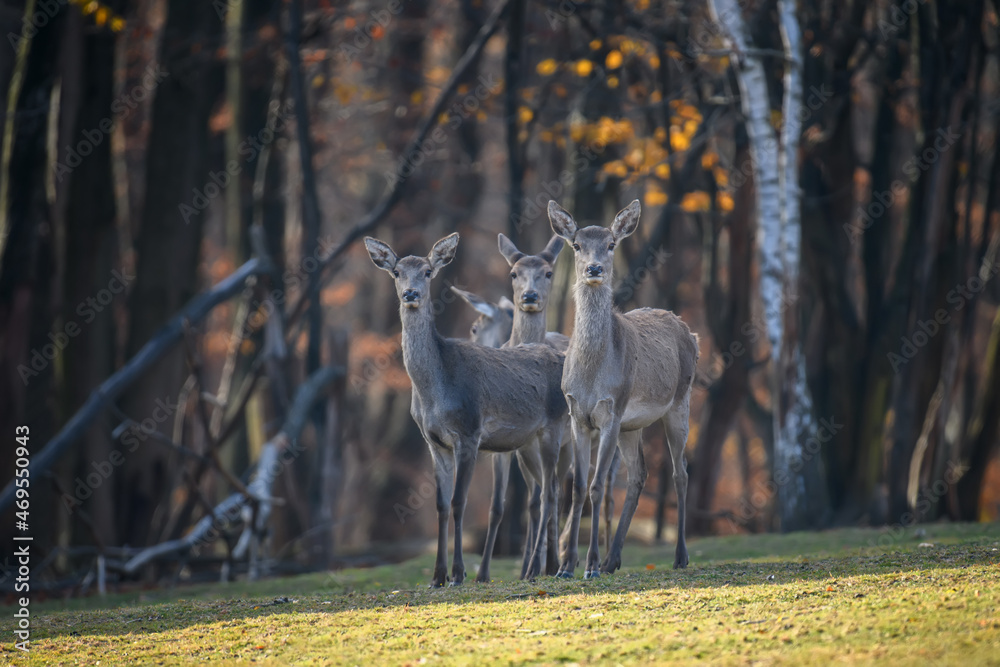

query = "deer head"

[
  {"left": 364, "top": 233, "right": 459, "bottom": 309},
  {"left": 547, "top": 200, "right": 640, "bottom": 287},
  {"left": 451, "top": 287, "right": 515, "bottom": 348},
  {"left": 498, "top": 234, "right": 563, "bottom": 313}
]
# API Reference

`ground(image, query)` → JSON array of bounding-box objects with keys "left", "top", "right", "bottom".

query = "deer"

[
  {"left": 365, "top": 233, "right": 567, "bottom": 586},
  {"left": 450, "top": 287, "right": 514, "bottom": 349},
  {"left": 548, "top": 199, "right": 699, "bottom": 579}
]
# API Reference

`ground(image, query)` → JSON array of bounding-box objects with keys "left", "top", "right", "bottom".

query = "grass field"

[{"left": 13, "top": 522, "right": 1000, "bottom": 665}]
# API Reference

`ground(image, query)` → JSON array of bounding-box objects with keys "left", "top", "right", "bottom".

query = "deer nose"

[
  {"left": 402, "top": 289, "right": 420, "bottom": 302},
  {"left": 586, "top": 264, "right": 604, "bottom": 277},
  {"left": 522, "top": 291, "right": 539, "bottom": 304}
]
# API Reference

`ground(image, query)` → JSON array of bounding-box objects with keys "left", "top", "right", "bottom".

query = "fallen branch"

[
  {"left": 123, "top": 364, "right": 344, "bottom": 576},
  {"left": 0, "top": 258, "right": 268, "bottom": 514}
]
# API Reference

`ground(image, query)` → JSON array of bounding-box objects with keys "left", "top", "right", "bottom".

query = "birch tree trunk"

[{"left": 708, "top": 0, "right": 827, "bottom": 530}]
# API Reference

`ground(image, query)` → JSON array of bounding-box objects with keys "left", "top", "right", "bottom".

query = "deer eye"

[
  {"left": 425, "top": 269, "right": 432, "bottom": 278},
  {"left": 510, "top": 272, "right": 517, "bottom": 279},
  {"left": 392, "top": 269, "right": 399, "bottom": 277},
  {"left": 545, "top": 271, "right": 553, "bottom": 279},
  {"left": 572, "top": 243, "right": 580, "bottom": 251},
  {"left": 608, "top": 242, "right": 616, "bottom": 251},
  {"left": 471, "top": 325, "right": 478, "bottom": 334}
]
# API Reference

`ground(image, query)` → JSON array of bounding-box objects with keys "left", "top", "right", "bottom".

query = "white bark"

[{"left": 710, "top": 0, "right": 825, "bottom": 528}]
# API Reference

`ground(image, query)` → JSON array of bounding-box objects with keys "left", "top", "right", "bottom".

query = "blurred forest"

[{"left": 0, "top": 0, "right": 998, "bottom": 591}]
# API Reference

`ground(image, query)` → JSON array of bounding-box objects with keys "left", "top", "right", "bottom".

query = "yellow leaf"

[
  {"left": 110, "top": 16, "right": 124, "bottom": 32},
  {"left": 624, "top": 148, "right": 644, "bottom": 169},
  {"left": 713, "top": 166, "right": 729, "bottom": 187},
  {"left": 83, "top": 1, "right": 98, "bottom": 15},
  {"left": 95, "top": 6, "right": 108, "bottom": 26},
  {"left": 589, "top": 39, "right": 602, "bottom": 51},
  {"left": 575, "top": 59, "right": 594, "bottom": 77},
  {"left": 607, "top": 75, "right": 619, "bottom": 89},
  {"left": 669, "top": 127, "right": 690, "bottom": 151},
  {"left": 518, "top": 106, "right": 534, "bottom": 124},
  {"left": 602, "top": 160, "right": 628, "bottom": 178},
  {"left": 717, "top": 192, "right": 735, "bottom": 212},
  {"left": 771, "top": 109, "right": 783, "bottom": 129},
  {"left": 649, "top": 54, "right": 661, "bottom": 69},
  {"left": 701, "top": 151, "right": 719, "bottom": 169},
  {"left": 606, "top": 50, "right": 623, "bottom": 70},
  {"left": 681, "top": 191, "right": 712, "bottom": 212},
  {"left": 655, "top": 163, "right": 671, "bottom": 179},
  {"left": 644, "top": 188, "right": 668, "bottom": 207},
  {"left": 536, "top": 59, "right": 558, "bottom": 76}
]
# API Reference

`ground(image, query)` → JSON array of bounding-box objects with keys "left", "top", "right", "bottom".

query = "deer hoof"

[
  {"left": 474, "top": 573, "right": 490, "bottom": 583},
  {"left": 583, "top": 570, "right": 601, "bottom": 579},
  {"left": 555, "top": 571, "right": 574, "bottom": 579},
  {"left": 448, "top": 580, "right": 463, "bottom": 587}
]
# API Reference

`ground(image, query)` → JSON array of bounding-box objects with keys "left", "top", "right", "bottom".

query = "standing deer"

[
  {"left": 548, "top": 200, "right": 699, "bottom": 578},
  {"left": 365, "top": 233, "right": 566, "bottom": 586}
]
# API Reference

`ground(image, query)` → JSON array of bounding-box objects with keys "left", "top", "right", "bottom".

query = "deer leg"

[
  {"left": 601, "top": 430, "right": 646, "bottom": 574},
  {"left": 524, "top": 426, "right": 562, "bottom": 581},
  {"left": 663, "top": 403, "right": 690, "bottom": 569},
  {"left": 557, "top": 416, "right": 591, "bottom": 578},
  {"left": 449, "top": 441, "right": 478, "bottom": 586},
  {"left": 476, "top": 452, "right": 511, "bottom": 583},
  {"left": 585, "top": 406, "right": 619, "bottom": 579},
  {"left": 515, "top": 448, "right": 543, "bottom": 579},
  {"left": 520, "top": 482, "right": 541, "bottom": 579},
  {"left": 603, "top": 447, "right": 621, "bottom": 555},
  {"left": 429, "top": 447, "right": 455, "bottom": 587}
]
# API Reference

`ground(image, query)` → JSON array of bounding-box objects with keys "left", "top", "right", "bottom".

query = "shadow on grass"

[{"left": 33, "top": 538, "right": 999, "bottom": 642}]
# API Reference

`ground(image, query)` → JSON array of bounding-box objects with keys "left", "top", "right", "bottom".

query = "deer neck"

[
  {"left": 571, "top": 280, "right": 615, "bottom": 358},
  {"left": 509, "top": 308, "right": 547, "bottom": 346},
  {"left": 399, "top": 303, "right": 445, "bottom": 395}
]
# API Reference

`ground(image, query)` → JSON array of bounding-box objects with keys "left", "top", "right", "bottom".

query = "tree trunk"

[{"left": 120, "top": 0, "right": 223, "bottom": 548}]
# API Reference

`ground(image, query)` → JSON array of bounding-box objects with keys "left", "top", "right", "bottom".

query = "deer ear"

[
  {"left": 548, "top": 201, "right": 578, "bottom": 241},
  {"left": 451, "top": 286, "right": 497, "bottom": 318},
  {"left": 428, "top": 233, "right": 459, "bottom": 276},
  {"left": 497, "top": 296, "right": 516, "bottom": 316},
  {"left": 539, "top": 234, "right": 564, "bottom": 264},
  {"left": 497, "top": 233, "right": 524, "bottom": 267},
  {"left": 611, "top": 199, "right": 641, "bottom": 241},
  {"left": 364, "top": 237, "right": 398, "bottom": 273}
]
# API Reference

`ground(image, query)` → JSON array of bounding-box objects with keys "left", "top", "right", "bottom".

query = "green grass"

[{"left": 15, "top": 522, "right": 1000, "bottom": 665}]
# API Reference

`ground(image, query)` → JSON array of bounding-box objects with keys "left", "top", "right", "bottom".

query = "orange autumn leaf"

[
  {"left": 536, "top": 59, "right": 558, "bottom": 76},
  {"left": 681, "top": 191, "right": 712, "bottom": 212},
  {"left": 717, "top": 192, "right": 735, "bottom": 212},
  {"left": 605, "top": 50, "right": 623, "bottom": 70},
  {"left": 575, "top": 59, "right": 594, "bottom": 77},
  {"left": 644, "top": 187, "right": 668, "bottom": 207}
]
